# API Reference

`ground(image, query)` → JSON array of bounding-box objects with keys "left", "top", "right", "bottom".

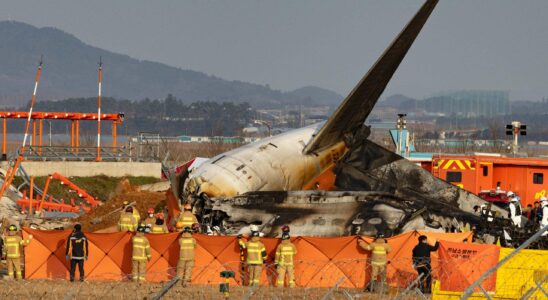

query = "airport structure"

[{"left": 420, "top": 90, "right": 510, "bottom": 117}]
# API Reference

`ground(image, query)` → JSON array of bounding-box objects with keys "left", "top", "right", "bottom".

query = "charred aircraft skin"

[{"left": 207, "top": 191, "right": 480, "bottom": 237}]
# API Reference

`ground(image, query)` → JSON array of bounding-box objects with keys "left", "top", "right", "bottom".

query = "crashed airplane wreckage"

[{"left": 175, "top": 0, "right": 513, "bottom": 241}]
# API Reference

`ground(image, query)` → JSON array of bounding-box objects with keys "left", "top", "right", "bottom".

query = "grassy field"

[{"left": 13, "top": 175, "right": 162, "bottom": 202}]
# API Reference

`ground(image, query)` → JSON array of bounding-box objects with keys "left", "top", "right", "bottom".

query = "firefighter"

[
  {"left": 143, "top": 208, "right": 156, "bottom": 228},
  {"left": 122, "top": 201, "right": 141, "bottom": 225},
  {"left": 132, "top": 225, "right": 151, "bottom": 282},
  {"left": 508, "top": 192, "right": 522, "bottom": 228},
  {"left": 412, "top": 235, "right": 439, "bottom": 294},
  {"left": 239, "top": 230, "right": 267, "bottom": 286},
  {"left": 178, "top": 227, "right": 197, "bottom": 287},
  {"left": 3, "top": 224, "right": 32, "bottom": 279},
  {"left": 540, "top": 197, "right": 548, "bottom": 236},
  {"left": 275, "top": 232, "right": 297, "bottom": 288},
  {"left": 237, "top": 234, "right": 247, "bottom": 284},
  {"left": 65, "top": 223, "right": 89, "bottom": 282},
  {"left": 358, "top": 233, "right": 392, "bottom": 292},
  {"left": 118, "top": 206, "right": 138, "bottom": 232},
  {"left": 150, "top": 214, "right": 169, "bottom": 234},
  {"left": 175, "top": 203, "right": 198, "bottom": 232}
]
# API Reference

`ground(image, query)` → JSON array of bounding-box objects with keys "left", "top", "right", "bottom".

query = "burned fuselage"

[
  {"left": 177, "top": 0, "right": 503, "bottom": 238},
  {"left": 205, "top": 190, "right": 481, "bottom": 237}
]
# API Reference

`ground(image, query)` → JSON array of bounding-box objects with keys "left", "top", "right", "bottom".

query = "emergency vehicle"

[{"left": 429, "top": 154, "right": 548, "bottom": 207}]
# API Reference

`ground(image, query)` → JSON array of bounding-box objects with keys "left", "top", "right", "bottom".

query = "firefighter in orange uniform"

[
  {"left": 3, "top": 224, "right": 32, "bottom": 279},
  {"left": 358, "top": 233, "right": 391, "bottom": 292},
  {"left": 132, "top": 225, "right": 151, "bottom": 281},
  {"left": 175, "top": 203, "right": 198, "bottom": 232},
  {"left": 275, "top": 232, "right": 297, "bottom": 287},
  {"left": 178, "top": 227, "right": 197, "bottom": 287},
  {"left": 239, "top": 230, "right": 267, "bottom": 286}
]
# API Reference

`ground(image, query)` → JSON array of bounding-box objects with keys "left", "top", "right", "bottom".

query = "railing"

[{"left": 22, "top": 146, "right": 155, "bottom": 162}]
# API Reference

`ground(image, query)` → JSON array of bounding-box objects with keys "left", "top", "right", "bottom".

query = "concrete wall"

[{"left": 1, "top": 161, "right": 162, "bottom": 178}]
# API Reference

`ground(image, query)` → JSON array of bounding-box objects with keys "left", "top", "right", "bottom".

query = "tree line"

[{"left": 13, "top": 95, "right": 254, "bottom": 137}]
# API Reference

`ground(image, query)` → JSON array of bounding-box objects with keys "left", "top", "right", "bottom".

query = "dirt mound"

[
  {"left": 77, "top": 178, "right": 166, "bottom": 232},
  {"left": 112, "top": 178, "right": 140, "bottom": 196}
]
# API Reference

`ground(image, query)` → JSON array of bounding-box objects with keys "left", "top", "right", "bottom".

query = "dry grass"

[{"left": 0, "top": 280, "right": 424, "bottom": 299}]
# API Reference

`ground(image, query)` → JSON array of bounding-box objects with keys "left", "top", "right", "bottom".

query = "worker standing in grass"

[
  {"left": 176, "top": 203, "right": 198, "bottom": 232},
  {"left": 132, "top": 225, "right": 152, "bottom": 282},
  {"left": 119, "top": 206, "right": 138, "bottom": 232},
  {"left": 178, "top": 227, "right": 197, "bottom": 287},
  {"left": 150, "top": 214, "right": 169, "bottom": 234},
  {"left": 275, "top": 232, "right": 297, "bottom": 288},
  {"left": 65, "top": 223, "right": 89, "bottom": 282},
  {"left": 358, "top": 233, "right": 391, "bottom": 292},
  {"left": 3, "top": 224, "right": 32, "bottom": 280},
  {"left": 239, "top": 228, "right": 267, "bottom": 286}
]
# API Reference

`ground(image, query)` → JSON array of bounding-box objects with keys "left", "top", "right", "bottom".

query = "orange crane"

[{"left": 18, "top": 172, "right": 101, "bottom": 215}]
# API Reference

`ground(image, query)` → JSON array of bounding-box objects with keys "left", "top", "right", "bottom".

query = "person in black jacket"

[
  {"left": 65, "top": 223, "right": 89, "bottom": 282},
  {"left": 412, "top": 235, "right": 439, "bottom": 294}
]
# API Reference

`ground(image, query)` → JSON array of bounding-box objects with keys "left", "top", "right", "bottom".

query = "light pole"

[
  {"left": 47, "top": 120, "right": 52, "bottom": 146},
  {"left": 505, "top": 121, "right": 526, "bottom": 155}
]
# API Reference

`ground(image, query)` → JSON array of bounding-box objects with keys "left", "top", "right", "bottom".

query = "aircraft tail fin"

[{"left": 304, "top": 0, "right": 438, "bottom": 154}]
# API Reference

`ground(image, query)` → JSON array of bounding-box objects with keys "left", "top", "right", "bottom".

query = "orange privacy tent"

[
  {"left": 23, "top": 228, "right": 478, "bottom": 288},
  {"left": 438, "top": 240, "right": 499, "bottom": 292}
]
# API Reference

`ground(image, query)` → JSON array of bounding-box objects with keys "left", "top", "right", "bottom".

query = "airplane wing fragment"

[{"left": 303, "top": 0, "right": 438, "bottom": 154}]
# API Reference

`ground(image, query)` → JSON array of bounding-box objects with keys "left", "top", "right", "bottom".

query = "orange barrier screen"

[
  {"left": 438, "top": 240, "right": 499, "bottom": 292},
  {"left": 24, "top": 228, "right": 484, "bottom": 288}
]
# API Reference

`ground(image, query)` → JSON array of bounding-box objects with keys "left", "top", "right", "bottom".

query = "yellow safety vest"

[
  {"left": 5, "top": 236, "right": 28, "bottom": 259},
  {"left": 246, "top": 241, "right": 266, "bottom": 265},
  {"left": 132, "top": 236, "right": 151, "bottom": 261},
  {"left": 177, "top": 212, "right": 196, "bottom": 228},
  {"left": 119, "top": 213, "right": 136, "bottom": 231},
  {"left": 373, "top": 245, "right": 387, "bottom": 256},
  {"left": 151, "top": 225, "right": 166, "bottom": 234},
  {"left": 275, "top": 242, "right": 296, "bottom": 266},
  {"left": 179, "top": 237, "right": 196, "bottom": 261},
  {"left": 371, "top": 244, "right": 389, "bottom": 266}
]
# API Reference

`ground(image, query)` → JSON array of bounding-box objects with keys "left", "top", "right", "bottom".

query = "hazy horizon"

[{"left": 1, "top": 0, "right": 547, "bottom": 101}]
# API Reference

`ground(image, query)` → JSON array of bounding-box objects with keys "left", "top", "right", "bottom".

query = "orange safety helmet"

[
  {"left": 147, "top": 208, "right": 154, "bottom": 214},
  {"left": 156, "top": 213, "right": 164, "bottom": 220}
]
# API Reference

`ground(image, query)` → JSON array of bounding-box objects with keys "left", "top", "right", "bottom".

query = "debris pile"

[{"left": 77, "top": 179, "right": 166, "bottom": 232}]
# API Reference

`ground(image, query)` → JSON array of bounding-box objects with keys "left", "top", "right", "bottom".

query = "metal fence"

[
  {"left": 20, "top": 145, "right": 161, "bottom": 162},
  {"left": 0, "top": 255, "right": 546, "bottom": 299}
]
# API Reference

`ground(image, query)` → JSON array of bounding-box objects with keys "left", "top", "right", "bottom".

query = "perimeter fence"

[{"left": 1, "top": 253, "right": 546, "bottom": 299}]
